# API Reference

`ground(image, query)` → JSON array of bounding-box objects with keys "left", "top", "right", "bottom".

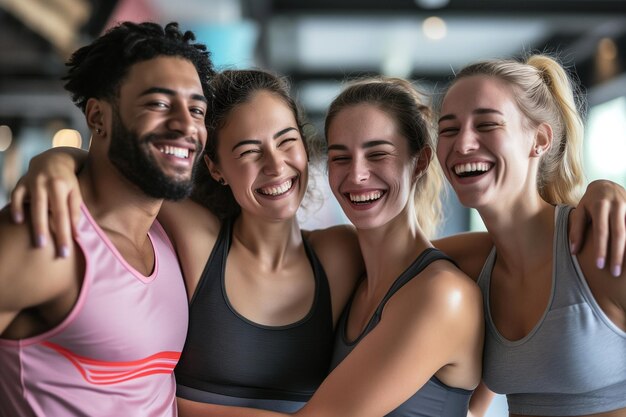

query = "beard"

[{"left": 107, "top": 111, "right": 202, "bottom": 201}]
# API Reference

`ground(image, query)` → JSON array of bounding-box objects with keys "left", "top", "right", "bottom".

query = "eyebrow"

[
  {"left": 232, "top": 127, "right": 299, "bottom": 151},
  {"left": 438, "top": 108, "right": 503, "bottom": 123},
  {"left": 274, "top": 127, "right": 297, "bottom": 139},
  {"left": 139, "top": 87, "right": 207, "bottom": 103},
  {"left": 327, "top": 139, "right": 395, "bottom": 152}
]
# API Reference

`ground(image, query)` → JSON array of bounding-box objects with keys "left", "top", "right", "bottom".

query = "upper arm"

[
  {"left": 0, "top": 208, "right": 78, "bottom": 334},
  {"left": 298, "top": 270, "right": 483, "bottom": 417},
  {"left": 158, "top": 199, "right": 220, "bottom": 300},
  {"left": 433, "top": 232, "right": 492, "bottom": 281},
  {"left": 468, "top": 381, "right": 496, "bottom": 417},
  {"left": 307, "top": 225, "right": 363, "bottom": 325}
]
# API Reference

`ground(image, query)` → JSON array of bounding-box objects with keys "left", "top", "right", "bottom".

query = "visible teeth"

[
  {"left": 158, "top": 145, "right": 189, "bottom": 159},
  {"left": 454, "top": 162, "right": 491, "bottom": 175},
  {"left": 349, "top": 191, "right": 382, "bottom": 203},
  {"left": 258, "top": 179, "right": 293, "bottom": 196}
]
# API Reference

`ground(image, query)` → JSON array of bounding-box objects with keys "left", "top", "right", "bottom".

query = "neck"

[
  {"left": 357, "top": 206, "right": 432, "bottom": 297},
  {"left": 78, "top": 157, "right": 163, "bottom": 247},
  {"left": 233, "top": 212, "right": 303, "bottom": 271},
  {"left": 478, "top": 192, "right": 555, "bottom": 275}
]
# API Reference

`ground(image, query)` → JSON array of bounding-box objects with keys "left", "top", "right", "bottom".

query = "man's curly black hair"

[{"left": 63, "top": 21, "right": 215, "bottom": 113}]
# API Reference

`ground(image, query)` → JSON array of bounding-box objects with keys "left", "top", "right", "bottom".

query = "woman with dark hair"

[
  {"left": 10, "top": 68, "right": 363, "bottom": 414},
  {"left": 11, "top": 67, "right": 626, "bottom": 417}
]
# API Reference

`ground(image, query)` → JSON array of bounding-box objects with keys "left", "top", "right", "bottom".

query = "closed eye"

[
  {"left": 477, "top": 122, "right": 503, "bottom": 130},
  {"left": 438, "top": 127, "right": 459, "bottom": 136},
  {"left": 329, "top": 154, "right": 350, "bottom": 163},
  {"left": 367, "top": 151, "right": 388, "bottom": 160},
  {"left": 238, "top": 148, "right": 262, "bottom": 158},
  {"left": 278, "top": 137, "right": 298, "bottom": 147}
]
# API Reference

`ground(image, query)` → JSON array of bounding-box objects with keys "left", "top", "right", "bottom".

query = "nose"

[
  {"left": 453, "top": 126, "right": 479, "bottom": 155},
  {"left": 167, "top": 103, "right": 198, "bottom": 138},
  {"left": 263, "top": 148, "right": 285, "bottom": 176},
  {"left": 349, "top": 157, "right": 369, "bottom": 183}
]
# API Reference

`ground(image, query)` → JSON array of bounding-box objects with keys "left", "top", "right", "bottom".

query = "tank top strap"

[
  {"left": 476, "top": 247, "right": 496, "bottom": 294},
  {"left": 551, "top": 204, "right": 585, "bottom": 308},
  {"left": 373, "top": 248, "right": 455, "bottom": 321},
  {"left": 189, "top": 216, "right": 233, "bottom": 305},
  {"left": 301, "top": 233, "right": 332, "bottom": 316}
]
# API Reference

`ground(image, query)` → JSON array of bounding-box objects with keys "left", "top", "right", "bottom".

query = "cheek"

[
  {"left": 435, "top": 141, "right": 448, "bottom": 164},
  {"left": 326, "top": 165, "right": 342, "bottom": 196},
  {"left": 291, "top": 143, "right": 309, "bottom": 168}
]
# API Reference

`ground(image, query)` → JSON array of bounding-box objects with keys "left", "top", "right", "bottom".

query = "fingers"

[
  {"left": 590, "top": 200, "right": 610, "bottom": 271},
  {"left": 607, "top": 203, "right": 626, "bottom": 277},
  {"left": 9, "top": 180, "right": 27, "bottom": 224},
  {"left": 69, "top": 189, "right": 83, "bottom": 238},
  {"left": 28, "top": 179, "right": 50, "bottom": 249},
  {"left": 49, "top": 179, "right": 74, "bottom": 258}
]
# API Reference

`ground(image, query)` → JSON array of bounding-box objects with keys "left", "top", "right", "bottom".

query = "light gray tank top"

[{"left": 477, "top": 205, "right": 626, "bottom": 415}]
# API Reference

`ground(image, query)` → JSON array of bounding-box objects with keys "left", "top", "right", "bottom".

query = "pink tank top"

[{"left": 0, "top": 204, "right": 189, "bottom": 417}]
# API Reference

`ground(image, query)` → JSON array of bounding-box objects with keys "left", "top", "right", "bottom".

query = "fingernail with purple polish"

[
  {"left": 613, "top": 266, "right": 622, "bottom": 277},
  {"left": 596, "top": 258, "right": 605, "bottom": 270}
]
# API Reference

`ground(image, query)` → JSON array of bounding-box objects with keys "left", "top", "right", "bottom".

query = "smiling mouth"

[
  {"left": 453, "top": 162, "right": 493, "bottom": 178},
  {"left": 156, "top": 145, "right": 190, "bottom": 159},
  {"left": 347, "top": 190, "right": 384, "bottom": 205},
  {"left": 256, "top": 177, "right": 296, "bottom": 197}
]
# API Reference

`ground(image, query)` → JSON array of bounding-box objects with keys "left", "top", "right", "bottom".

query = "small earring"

[
  {"left": 535, "top": 148, "right": 543, "bottom": 156},
  {"left": 218, "top": 178, "right": 225, "bottom": 185}
]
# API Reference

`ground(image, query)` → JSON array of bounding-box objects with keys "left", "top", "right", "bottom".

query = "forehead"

[
  {"left": 222, "top": 91, "right": 297, "bottom": 137},
  {"left": 328, "top": 103, "right": 399, "bottom": 145},
  {"left": 441, "top": 75, "right": 518, "bottom": 115},
  {"left": 119, "top": 56, "right": 203, "bottom": 98}
]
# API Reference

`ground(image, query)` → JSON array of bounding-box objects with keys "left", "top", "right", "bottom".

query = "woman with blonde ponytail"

[
  {"left": 437, "top": 54, "right": 626, "bottom": 417},
  {"left": 10, "top": 65, "right": 626, "bottom": 417}
]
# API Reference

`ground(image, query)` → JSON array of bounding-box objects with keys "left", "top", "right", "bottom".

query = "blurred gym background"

[{"left": 0, "top": 2, "right": 625, "bottom": 411}]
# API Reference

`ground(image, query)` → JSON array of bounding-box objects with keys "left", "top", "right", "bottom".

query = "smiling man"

[{"left": 0, "top": 22, "right": 213, "bottom": 417}]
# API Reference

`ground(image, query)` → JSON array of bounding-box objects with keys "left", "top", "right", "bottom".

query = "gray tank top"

[
  {"left": 478, "top": 205, "right": 626, "bottom": 415},
  {"left": 332, "top": 248, "right": 473, "bottom": 417}
]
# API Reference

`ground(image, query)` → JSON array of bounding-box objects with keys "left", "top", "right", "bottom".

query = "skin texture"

[
  {"left": 175, "top": 101, "right": 485, "bottom": 417},
  {"left": 6, "top": 74, "right": 626, "bottom": 417},
  {"left": 0, "top": 56, "right": 208, "bottom": 338},
  {"left": 438, "top": 75, "right": 626, "bottom": 417}
]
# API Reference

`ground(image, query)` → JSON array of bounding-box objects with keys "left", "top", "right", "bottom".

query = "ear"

[
  {"left": 204, "top": 154, "right": 227, "bottom": 185},
  {"left": 85, "top": 98, "right": 110, "bottom": 137},
  {"left": 532, "top": 122, "right": 553, "bottom": 157},
  {"left": 414, "top": 146, "right": 433, "bottom": 180}
]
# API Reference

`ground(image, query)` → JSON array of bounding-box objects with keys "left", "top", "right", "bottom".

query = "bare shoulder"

[
  {"left": 307, "top": 223, "right": 355, "bottom": 247},
  {"left": 432, "top": 232, "right": 493, "bottom": 281},
  {"left": 386, "top": 259, "right": 482, "bottom": 330},
  {"left": 160, "top": 198, "right": 221, "bottom": 243},
  {"left": 159, "top": 199, "right": 222, "bottom": 300},
  {"left": 305, "top": 225, "right": 363, "bottom": 323},
  {"left": 418, "top": 260, "right": 482, "bottom": 312}
]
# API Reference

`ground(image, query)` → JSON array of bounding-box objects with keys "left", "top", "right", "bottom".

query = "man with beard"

[{"left": 0, "top": 21, "right": 213, "bottom": 417}]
